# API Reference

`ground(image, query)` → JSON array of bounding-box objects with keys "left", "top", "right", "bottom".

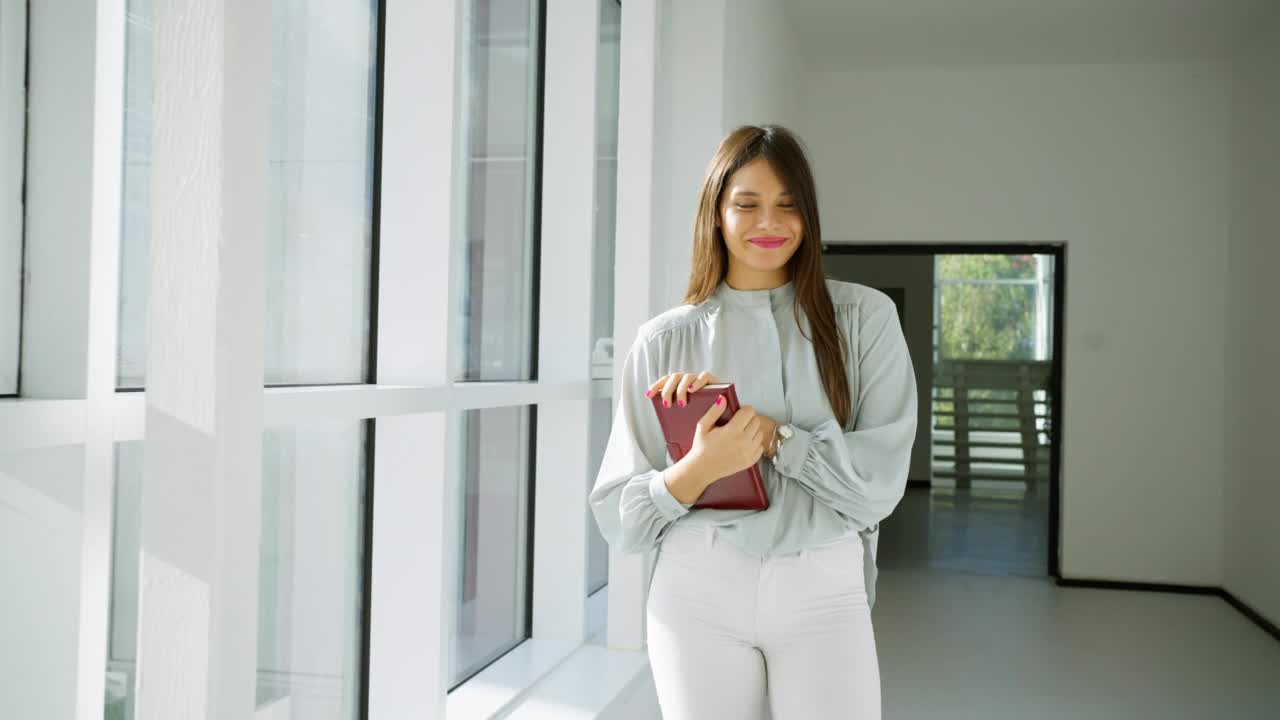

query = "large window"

[
  {"left": 0, "top": 0, "right": 26, "bottom": 395},
  {"left": 449, "top": 0, "right": 543, "bottom": 689},
  {"left": 108, "top": 424, "right": 369, "bottom": 720},
  {"left": 4, "top": 0, "right": 628, "bottom": 713},
  {"left": 117, "top": 0, "right": 380, "bottom": 388},
  {"left": 108, "top": 1, "right": 380, "bottom": 718}
]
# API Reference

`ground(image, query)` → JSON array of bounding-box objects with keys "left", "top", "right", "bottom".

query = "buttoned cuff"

[
  {"left": 773, "top": 424, "right": 815, "bottom": 479},
  {"left": 649, "top": 469, "right": 693, "bottom": 520}
]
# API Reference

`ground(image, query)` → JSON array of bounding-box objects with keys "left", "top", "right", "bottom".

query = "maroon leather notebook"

[{"left": 650, "top": 382, "right": 770, "bottom": 511}]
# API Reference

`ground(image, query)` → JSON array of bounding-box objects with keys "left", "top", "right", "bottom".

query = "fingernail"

[
  {"left": 716, "top": 396, "right": 724, "bottom": 405},
  {"left": 678, "top": 399, "right": 685, "bottom": 407},
  {"left": 664, "top": 400, "right": 670, "bottom": 408},
  {"left": 688, "top": 386, "right": 696, "bottom": 393},
  {"left": 644, "top": 390, "right": 652, "bottom": 397}
]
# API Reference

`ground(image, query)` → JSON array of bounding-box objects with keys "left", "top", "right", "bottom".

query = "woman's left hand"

[{"left": 645, "top": 371, "right": 781, "bottom": 458}]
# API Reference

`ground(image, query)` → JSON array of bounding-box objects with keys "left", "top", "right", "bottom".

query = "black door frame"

[{"left": 822, "top": 242, "right": 1066, "bottom": 578}]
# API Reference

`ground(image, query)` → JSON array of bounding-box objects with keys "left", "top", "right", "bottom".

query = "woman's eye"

[
  {"left": 736, "top": 204, "right": 757, "bottom": 209},
  {"left": 779, "top": 203, "right": 795, "bottom": 209}
]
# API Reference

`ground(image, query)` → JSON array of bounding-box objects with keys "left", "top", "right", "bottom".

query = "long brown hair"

[{"left": 682, "top": 125, "right": 852, "bottom": 430}]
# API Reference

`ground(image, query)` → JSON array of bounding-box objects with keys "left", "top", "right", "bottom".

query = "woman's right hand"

[{"left": 687, "top": 398, "right": 768, "bottom": 484}]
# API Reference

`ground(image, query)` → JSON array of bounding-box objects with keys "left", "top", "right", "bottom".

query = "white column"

[
  {"left": 77, "top": 0, "right": 128, "bottom": 717},
  {"left": 531, "top": 0, "right": 601, "bottom": 646},
  {"left": 134, "top": 1, "right": 270, "bottom": 717},
  {"left": 22, "top": 0, "right": 128, "bottom": 717},
  {"left": 365, "top": 0, "right": 459, "bottom": 716},
  {"left": 608, "top": 0, "right": 662, "bottom": 651}
]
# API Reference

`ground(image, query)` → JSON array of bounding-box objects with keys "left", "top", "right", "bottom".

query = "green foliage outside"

[{"left": 938, "top": 254, "right": 1037, "bottom": 361}]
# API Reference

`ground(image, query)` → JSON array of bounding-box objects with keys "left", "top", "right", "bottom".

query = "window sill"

[
  {"left": 445, "top": 638, "right": 579, "bottom": 719},
  {"left": 504, "top": 643, "right": 650, "bottom": 719},
  {"left": 448, "top": 586, "right": 636, "bottom": 719}
]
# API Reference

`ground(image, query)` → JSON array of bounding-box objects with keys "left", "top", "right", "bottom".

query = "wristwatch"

[{"left": 770, "top": 423, "right": 795, "bottom": 466}]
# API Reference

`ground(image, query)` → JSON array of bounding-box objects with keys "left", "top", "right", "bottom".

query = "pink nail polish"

[
  {"left": 678, "top": 399, "right": 685, "bottom": 407},
  {"left": 663, "top": 400, "right": 670, "bottom": 408},
  {"left": 716, "top": 396, "right": 724, "bottom": 405},
  {"left": 644, "top": 390, "right": 652, "bottom": 398}
]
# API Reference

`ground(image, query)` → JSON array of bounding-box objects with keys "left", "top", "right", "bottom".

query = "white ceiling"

[{"left": 780, "top": 0, "right": 1275, "bottom": 70}]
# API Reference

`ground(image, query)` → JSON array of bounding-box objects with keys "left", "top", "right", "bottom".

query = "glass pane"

[
  {"left": 586, "top": 0, "right": 621, "bottom": 596},
  {"left": 0, "top": 2, "right": 24, "bottom": 395},
  {"left": 939, "top": 281, "right": 1038, "bottom": 360},
  {"left": 451, "top": 405, "right": 532, "bottom": 689},
  {"left": 0, "top": 444, "right": 84, "bottom": 719},
  {"left": 108, "top": 423, "right": 368, "bottom": 719},
  {"left": 116, "top": 0, "right": 152, "bottom": 388},
  {"left": 453, "top": 0, "right": 542, "bottom": 382},
  {"left": 258, "top": 421, "right": 367, "bottom": 718},
  {"left": 587, "top": 396, "right": 613, "bottom": 595},
  {"left": 117, "top": 0, "right": 380, "bottom": 388},
  {"left": 937, "top": 253, "right": 1055, "bottom": 362},
  {"left": 264, "top": 0, "right": 378, "bottom": 385},
  {"left": 589, "top": 0, "right": 621, "bottom": 381},
  {"left": 107, "top": 442, "right": 142, "bottom": 720}
]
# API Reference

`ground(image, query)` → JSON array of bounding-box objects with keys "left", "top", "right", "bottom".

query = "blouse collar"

[{"left": 714, "top": 278, "right": 795, "bottom": 310}]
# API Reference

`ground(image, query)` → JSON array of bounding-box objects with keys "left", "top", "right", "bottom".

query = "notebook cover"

[{"left": 650, "top": 382, "right": 770, "bottom": 511}]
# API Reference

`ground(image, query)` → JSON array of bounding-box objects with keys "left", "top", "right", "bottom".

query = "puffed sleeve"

[
  {"left": 772, "top": 296, "right": 918, "bottom": 531},
  {"left": 589, "top": 331, "right": 693, "bottom": 553}
]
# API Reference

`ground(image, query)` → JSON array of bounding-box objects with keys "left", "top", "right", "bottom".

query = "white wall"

[
  {"left": 722, "top": 0, "right": 804, "bottom": 134},
  {"left": 653, "top": 0, "right": 725, "bottom": 312},
  {"left": 803, "top": 63, "right": 1232, "bottom": 586},
  {"left": 652, "top": 0, "right": 803, "bottom": 313},
  {"left": 1225, "top": 11, "right": 1280, "bottom": 626}
]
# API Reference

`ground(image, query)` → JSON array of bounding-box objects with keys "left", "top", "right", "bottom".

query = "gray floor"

[
  {"left": 871, "top": 486, "right": 1280, "bottom": 719},
  {"left": 879, "top": 483, "right": 1050, "bottom": 577}
]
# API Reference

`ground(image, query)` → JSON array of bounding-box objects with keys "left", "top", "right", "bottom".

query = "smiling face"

[{"left": 717, "top": 156, "right": 805, "bottom": 290}]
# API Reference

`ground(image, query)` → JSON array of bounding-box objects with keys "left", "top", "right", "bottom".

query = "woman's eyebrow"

[{"left": 729, "top": 189, "right": 793, "bottom": 197}]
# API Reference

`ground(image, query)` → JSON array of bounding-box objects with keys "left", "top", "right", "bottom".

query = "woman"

[{"left": 589, "top": 125, "right": 917, "bottom": 719}]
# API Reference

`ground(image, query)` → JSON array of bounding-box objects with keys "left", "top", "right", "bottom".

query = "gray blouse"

[{"left": 588, "top": 277, "right": 918, "bottom": 607}]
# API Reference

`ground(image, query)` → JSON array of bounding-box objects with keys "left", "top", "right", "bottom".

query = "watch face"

[{"left": 779, "top": 424, "right": 794, "bottom": 439}]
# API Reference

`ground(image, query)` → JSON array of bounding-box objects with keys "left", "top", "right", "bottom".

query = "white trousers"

[{"left": 645, "top": 524, "right": 881, "bottom": 719}]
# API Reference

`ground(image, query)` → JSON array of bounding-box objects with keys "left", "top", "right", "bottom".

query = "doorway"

[{"left": 823, "top": 244, "right": 1065, "bottom": 578}]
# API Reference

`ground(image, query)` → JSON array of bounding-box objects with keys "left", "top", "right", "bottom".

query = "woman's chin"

[{"left": 742, "top": 254, "right": 794, "bottom": 273}]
